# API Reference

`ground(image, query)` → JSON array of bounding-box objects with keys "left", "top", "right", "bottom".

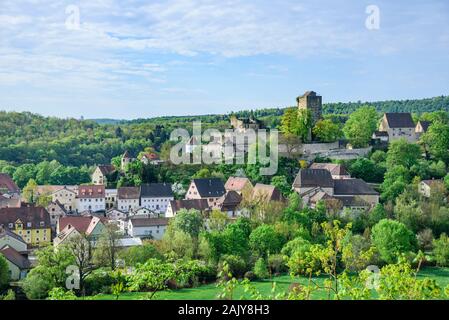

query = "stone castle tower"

[{"left": 296, "top": 91, "right": 322, "bottom": 125}]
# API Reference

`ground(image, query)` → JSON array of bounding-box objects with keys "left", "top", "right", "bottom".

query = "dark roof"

[
  {"left": 0, "top": 245, "right": 31, "bottom": 269},
  {"left": 293, "top": 169, "right": 334, "bottom": 188},
  {"left": 78, "top": 185, "right": 105, "bottom": 199},
  {"left": 418, "top": 121, "right": 432, "bottom": 132},
  {"left": 0, "top": 207, "right": 51, "bottom": 229},
  {"left": 0, "top": 173, "right": 19, "bottom": 194},
  {"left": 384, "top": 113, "right": 415, "bottom": 128},
  {"left": 334, "top": 179, "right": 379, "bottom": 196},
  {"left": 169, "top": 199, "right": 210, "bottom": 212},
  {"left": 193, "top": 178, "right": 226, "bottom": 198},
  {"left": 117, "top": 187, "right": 140, "bottom": 199},
  {"left": 373, "top": 130, "right": 389, "bottom": 137},
  {"left": 97, "top": 165, "right": 116, "bottom": 175},
  {"left": 140, "top": 183, "right": 173, "bottom": 198},
  {"left": 309, "top": 163, "right": 349, "bottom": 176},
  {"left": 129, "top": 217, "right": 169, "bottom": 227}
]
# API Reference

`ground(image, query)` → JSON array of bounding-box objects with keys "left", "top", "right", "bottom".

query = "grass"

[{"left": 88, "top": 267, "right": 449, "bottom": 300}]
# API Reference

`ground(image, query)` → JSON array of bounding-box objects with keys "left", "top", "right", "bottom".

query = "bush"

[
  {"left": 268, "top": 254, "right": 286, "bottom": 274},
  {"left": 433, "top": 233, "right": 449, "bottom": 267},
  {"left": 218, "top": 255, "right": 248, "bottom": 279},
  {"left": 249, "top": 225, "right": 285, "bottom": 257},
  {"left": 84, "top": 269, "right": 122, "bottom": 296},
  {"left": 243, "top": 271, "right": 256, "bottom": 281},
  {"left": 254, "top": 258, "right": 269, "bottom": 279}
]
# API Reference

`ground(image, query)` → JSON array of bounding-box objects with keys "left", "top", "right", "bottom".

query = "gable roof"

[
  {"left": 140, "top": 183, "right": 173, "bottom": 198},
  {"left": 129, "top": 217, "right": 169, "bottom": 227},
  {"left": 384, "top": 113, "right": 415, "bottom": 128},
  {"left": 309, "top": 163, "right": 349, "bottom": 176},
  {"left": 252, "top": 184, "right": 283, "bottom": 202},
  {"left": 97, "top": 165, "right": 116, "bottom": 176},
  {"left": 192, "top": 178, "right": 226, "bottom": 198},
  {"left": 0, "top": 227, "right": 27, "bottom": 245},
  {"left": 293, "top": 169, "right": 334, "bottom": 188},
  {"left": 0, "top": 173, "right": 19, "bottom": 194},
  {"left": 77, "top": 185, "right": 105, "bottom": 199},
  {"left": 58, "top": 216, "right": 102, "bottom": 234},
  {"left": 0, "top": 207, "right": 51, "bottom": 229},
  {"left": 0, "top": 245, "right": 31, "bottom": 269},
  {"left": 417, "top": 121, "right": 432, "bottom": 132},
  {"left": 47, "top": 201, "right": 67, "bottom": 214},
  {"left": 117, "top": 186, "right": 140, "bottom": 199},
  {"left": 169, "top": 199, "right": 210, "bottom": 212},
  {"left": 224, "top": 177, "right": 252, "bottom": 192},
  {"left": 334, "top": 179, "right": 379, "bottom": 196}
]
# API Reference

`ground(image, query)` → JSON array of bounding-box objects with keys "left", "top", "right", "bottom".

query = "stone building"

[{"left": 297, "top": 91, "right": 323, "bottom": 125}]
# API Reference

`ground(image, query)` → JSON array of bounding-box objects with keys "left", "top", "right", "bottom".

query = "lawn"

[{"left": 88, "top": 267, "right": 449, "bottom": 300}]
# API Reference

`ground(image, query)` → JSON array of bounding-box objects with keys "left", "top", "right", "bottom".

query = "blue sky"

[{"left": 0, "top": 0, "right": 448, "bottom": 119}]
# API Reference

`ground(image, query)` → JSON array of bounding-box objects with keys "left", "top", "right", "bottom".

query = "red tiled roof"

[
  {"left": 225, "top": 177, "right": 252, "bottom": 192},
  {"left": 78, "top": 185, "right": 105, "bottom": 198},
  {"left": 58, "top": 216, "right": 94, "bottom": 234},
  {"left": 0, "top": 173, "right": 19, "bottom": 194}
]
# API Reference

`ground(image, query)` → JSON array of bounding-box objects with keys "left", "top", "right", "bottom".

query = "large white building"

[
  {"left": 126, "top": 216, "right": 169, "bottom": 240},
  {"left": 75, "top": 185, "right": 106, "bottom": 213},
  {"left": 117, "top": 187, "right": 140, "bottom": 212},
  {"left": 140, "top": 183, "right": 174, "bottom": 214}
]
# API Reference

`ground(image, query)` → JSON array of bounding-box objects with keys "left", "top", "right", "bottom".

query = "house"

[
  {"left": 185, "top": 178, "right": 226, "bottom": 209},
  {"left": 105, "top": 189, "right": 117, "bottom": 210},
  {"left": 0, "top": 207, "right": 51, "bottom": 246},
  {"left": 372, "top": 131, "right": 390, "bottom": 143},
  {"left": 117, "top": 187, "right": 140, "bottom": 212},
  {"left": 46, "top": 201, "right": 67, "bottom": 228},
  {"left": 0, "top": 173, "right": 21, "bottom": 208},
  {"left": 309, "top": 163, "right": 350, "bottom": 179},
  {"left": 0, "top": 245, "right": 31, "bottom": 280},
  {"left": 141, "top": 153, "right": 163, "bottom": 165},
  {"left": 166, "top": 199, "right": 210, "bottom": 217},
  {"left": 419, "top": 179, "right": 444, "bottom": 198},
  {"left": 130, "top": 207, "right": 158, "bottom": 217},
  {"left": 92, "top": 165, "right": 116, "bottom": 186},
  {"left": 106, "top": 208, "right": 128, "bottom": 220},
  {"left": 75, "top": 185, "right": 106, "bottom": 213},
  {"left": 140, "top": 183, "right": 174, "bottom": 214},
  {"left": 218, "top": 191, "right": 242, "bottom": 218},
  {"left": 230, "top": 115, "right": 263, "bottom": 133},
  {"left": 224, "top": 177, "right": 254, "bottom": 198},
  {"left": 0, "top": 227, "right": 28, "bottom": 253},
  {"left": 51, "top": 186, "right": 77, "bottom": 213},
  {"left": 378, "top": 113, "right": 417, "bottom": 143},
  {"left": 292, "top": 169, "right": 379, "bottom": 210},
  {"left": 55, "top": 215, "right": 106, "bottom": 246},
  {"left": 121, "top": 151, "right": 135, "bottom": 171},
  {"left": 127, "top": 216, "right": 169, "bottom": 240},
  {"left": 415, "top": 120, "right": 432, "bottom": 138},
  {"left": 252, "top": 184, "right": 284, "bottom": 203}
]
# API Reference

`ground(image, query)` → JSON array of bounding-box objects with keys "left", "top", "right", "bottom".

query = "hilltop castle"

[{"left": 296, "top": 90, "right": 323, "bottom": 125}]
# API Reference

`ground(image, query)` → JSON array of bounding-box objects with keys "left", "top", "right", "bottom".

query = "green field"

[{"left": 88, "top": 267, "right": 449, "bottom": 300}]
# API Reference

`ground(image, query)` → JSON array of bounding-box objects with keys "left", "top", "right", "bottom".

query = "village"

[{"left": 0, "top": 91, "right": 441, "bottom": 286}]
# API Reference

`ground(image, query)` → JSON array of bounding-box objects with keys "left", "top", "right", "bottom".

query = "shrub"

[
  {"left": 254, "top": 258, "right": 269, "bottom": 279},
  {"left": 433, "top": 233, "right": 449, "bottom": 267},
  {"left": 218, "top": 255, "right": 248, "bottom": 279},
  {"left": 268, "top": 254, "right": 286, "bottom": 274}
]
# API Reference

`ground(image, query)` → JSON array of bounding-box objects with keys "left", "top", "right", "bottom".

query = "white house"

[
  {"left": 140, "top": 183, "right": 174, "bottom": 214},
  {"left": 105, "top": 189, "right": 117, "bottom": 210},
  {"left": 117, "top": 187, "right": 140, "bottom": 212},
  {"left": 127, "top": 217, "right": 169, "bottom": 240},
  {"left": 51, "top": 186, "right": 77, "bottom": 213},
  {"left": 75, "top": 185, "right": 106, "bottom": 213}
]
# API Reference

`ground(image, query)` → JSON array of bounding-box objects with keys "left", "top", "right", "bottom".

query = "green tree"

[
  {"left": 249, "top": 224, "right": 285, "bottom": 257},
  {"left": 254, "top": 258, "right": 269, "bottom": 279},
  {"left": 386, "top": 139, "right": 421, "bottom": 169},
  {"left": 421, "top": 121, "right": 449, "bottom": 163},
  {"left": 22, "top": 178, "right": 38, "bottom": 203},
  {"left": 312, "top": 119, "right": 341, "bottom": 142},
  {"left": 343, "top": 106, "right": 378, "bottom": 147},
  {"left": 371, "top": 219, "right": 417, "bottom": 264},
  {"left": 432, "top": 233, "right": 449, "bottom": 267},
  {"left": 0, "top": 254, "right": 9, "bottom": 290}
]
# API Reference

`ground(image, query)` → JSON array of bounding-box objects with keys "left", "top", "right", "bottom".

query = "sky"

[{"left": 0, "top": 0, "right": 448, "bottom": 119}]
